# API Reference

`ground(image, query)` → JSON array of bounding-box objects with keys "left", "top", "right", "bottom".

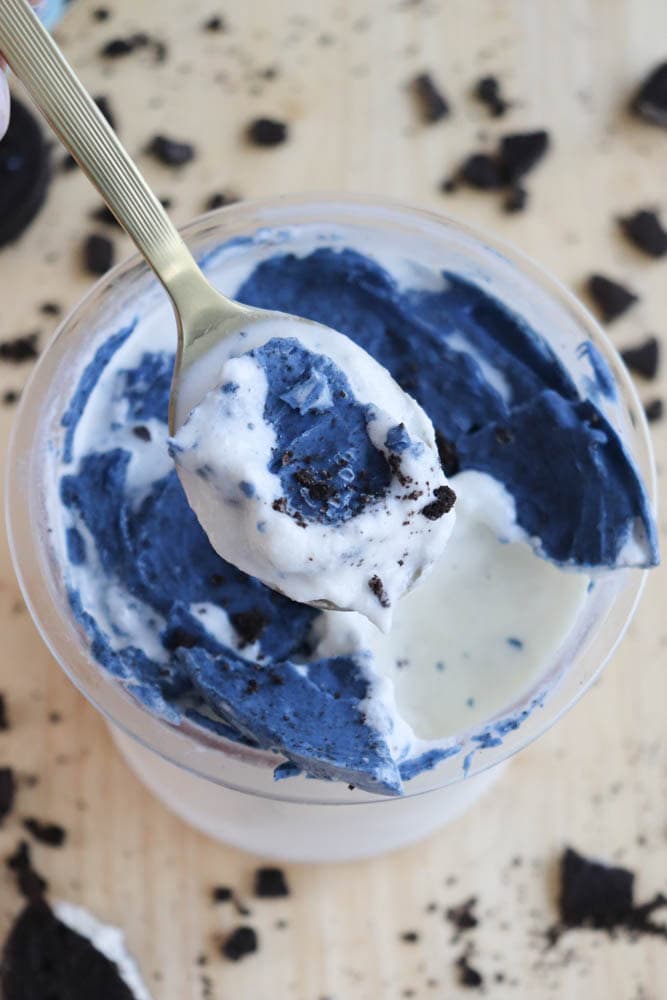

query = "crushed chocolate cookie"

[
  {"left": 504, "top": 185, "right": 528, "bottom": 213},
  {"left": 400, "top": 930, "right": 419, "bottom": 943},
  {"left": 204, "top": 14, "right": 226, "bottom": 32},
  {"left": 61, "top": 153, "right": 78, "bottom": 172},
  {"left": 494, "top": 426, "right": 514, "bottom": 444},
  {"left": 644, "top": 398, "right": 663, "bottom": 422},
  {"left": 0, "top": 768, "right": 16, "bottom": 825},
  {"left": 272, "top": 497, "right": 287, "bottom": 514},
  {"left": 1, "top": 901, "right": 137, "bottom": 999},
  {"left": 91, "top": 204, "right": 121, "bottom": 228},
  {"left": 204, "top": 190, "right": 241, "bottom": 211},
  {"left": 587, "top": 274, "right": 639, "bottom": 323},
  {"left": 83, "top": 234, "right": 114, "bottom": 276},
  {"left": 435, "top": 431, "right": 460, "bottom": 476},
  {"left": 456, "top": 130, "right": 549, "bottom": 194},
  {"left": 412, "top": 72, "right": 450, "bottom": 123},
  {"left": 230, "top": 608, "right": 269, "bottom": 647},
  {"left": 100, "top": 37, "right": 136, "bottom": 57},
  {"left": 22, "top": 818, "right": 67, "bottom": 848},
  {"left": 39, "top": 302, "right": 61, "bottom": 316},
  {"left": 101, "top": 33, "right": 166, "bottom": 62},
  {"left": 0, "top": 693, "right": 8, "bottom": 730},
  {"left": 254, "top": 867, "right": 290, "bottom": 898},
  {"left": 474, "top": 75, "right": 511, "bottom": 117},
  {"left": 461, "top": 153, "right": 506, "bottom": 190},
  {"left": 556, "top": 846, "right": 667, "bottom": 939},
  {"left": 293, "top": 467, "right": 337, "bottom": 503},
  {"left": 94, "top": 95, "right": 116, "bottom": 130},
  {"left": 92, "top": 7, "right": 111, "bottom": 21},
  {"left": 0, "top": 98, "right": 52, "bottom": 248},
  {"left": 148, "top": 135, "right": 196, "bottom": 167},
  {"left": 368, "top": 575, "right": 390, "bottom": 608},
  {"left": 387, "top": 452, "right": 412, "bottom": 487},
  {"left": 163, "top": 627, "right": 199, "bottom": 651},
  {"left": 621, "top": 337, "right": 660, "bottom": 379},
  {"left": 132, "top": 425, "right": 152, "bottom": 442},
  {"left": 212, "top": 886, "right": 233, "bottom": 903},
  {"left": 632, "top": 61, "right": 667, "bottom": 127},
  {"left": 619, "top": 209, "right": 667, "bottom": 258},
  {"left": 6, "top": 840, "right": 47, "bottom": 902},
  {"left": 500, "top": 131, "right": 550, "bottom": 180},
  {"left": 421, "top": 485, "right": 456, "bottom": 520},
  {"left": 446, "top": 897, "right": 479, "bottom": 937},
  {"left": 222, "top": 926, "right": 258, "bottom": 961},
  {"left": 2, "top": 390, "right": 20, "bottom": 405},
  {"left": 246, "top": 118, "right": 289, "bottom": 146},
  {"left": 0, "top": 333, "right": 39, "bottom": 363},
  {"left": 456, "top": 952, "right": 484, "bottom": 989}
]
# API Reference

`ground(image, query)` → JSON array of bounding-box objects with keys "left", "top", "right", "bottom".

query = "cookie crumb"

[
  {"left": 148, "top": 135, "right": 196, "bottom": 167},
  {"left": 22, "top": 818, "right": 67, "bottom": 848},
  {"left": 246, "top": 118, "right": 289, "bottom": 146},
  {"left": 621, "top": 338, "right": 660, "bottom": 379},
  {"left": 83, "top": 234, "right": 114, "bottom": 276},
  {"left": 254, "top": 866, "right": 290, "bottom": 898},
  {"left": 587, "top": 274, "right": 638, "bottom": 323},
  {"left": 632, "top": 61, "right": 667, "bottom": 127},
  {"left": 619, "top": 209, "right": 667, "bottom": 258},
  {"left": 412, "top": 72, "right": 450, "bottom": 123},
  {"left": 222, "top": 926, "right": 258, "bottom": 961}
]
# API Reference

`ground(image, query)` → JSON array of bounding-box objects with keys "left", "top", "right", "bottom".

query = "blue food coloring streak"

[{"left": 250, "top": 337, "right": 394, "bottom": 525}]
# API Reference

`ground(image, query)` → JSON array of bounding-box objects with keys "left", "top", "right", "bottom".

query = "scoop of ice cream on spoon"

[{"left": 0, "top": 0, "right": 456, "bottom": 624}]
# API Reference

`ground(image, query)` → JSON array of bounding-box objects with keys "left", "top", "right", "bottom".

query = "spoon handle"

[{"left": 0, "top": 0, "right": 216, "bottom": 310}]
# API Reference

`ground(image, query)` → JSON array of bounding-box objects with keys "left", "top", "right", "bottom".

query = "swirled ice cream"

[{"left": 54, "top": 231, "right": 658, "bottom": 796}]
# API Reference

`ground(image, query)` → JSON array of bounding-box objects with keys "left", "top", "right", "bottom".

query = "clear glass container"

[{"left": 6, "top": 195, "right": 656, "bottom": 861}]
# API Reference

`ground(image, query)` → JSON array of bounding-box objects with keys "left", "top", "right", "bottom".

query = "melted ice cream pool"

[
  {"left": 52, "top": 232, "right": 658, "bottom": 796},
  {"left": 171, "top": 321, "right": 455, "bottom": 629}
]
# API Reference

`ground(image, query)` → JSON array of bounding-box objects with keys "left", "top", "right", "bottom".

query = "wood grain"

[{"left": 0, "top": 1, "right": 665, "bottom": 997}]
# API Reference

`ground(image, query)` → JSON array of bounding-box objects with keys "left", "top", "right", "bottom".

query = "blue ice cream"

[{"left": 57, "top": 247, "right": 659, "bottom": 796}]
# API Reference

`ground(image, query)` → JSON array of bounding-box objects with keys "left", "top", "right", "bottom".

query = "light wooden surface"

[{"left": 1, "top": 1, "right": 666, "bottom": 997}]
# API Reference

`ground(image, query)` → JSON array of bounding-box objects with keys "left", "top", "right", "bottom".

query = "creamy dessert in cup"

[{"left": 7, "top": 196, "right": 658, "bottom": 861}]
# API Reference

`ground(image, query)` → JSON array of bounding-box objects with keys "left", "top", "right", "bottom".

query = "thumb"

[{"left": 0, "top": 70, "right": 9, "bottom": 141}]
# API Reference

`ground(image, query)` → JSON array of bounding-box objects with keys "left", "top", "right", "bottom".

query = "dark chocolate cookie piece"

[
  {"left": 632, "top": 61, "right": 667, "bottom": 126},
  {"left": 1, "top": 901, "right": 137, "bottom": 999},
  {"left": 619, "top": 209, "right": 667, "bottom": 258},
  {"left": 587, "top": 274, "right": 639, "bottom": 323},
  {"left": 0, "top": 98, "right": 52, "bottom": 248}
]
